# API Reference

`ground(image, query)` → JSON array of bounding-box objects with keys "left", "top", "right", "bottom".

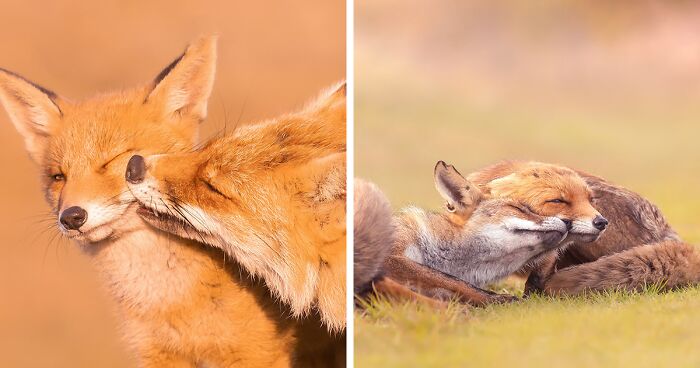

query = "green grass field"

[{"left": 355, "top": 51, "right": 700, "bottom": 366}]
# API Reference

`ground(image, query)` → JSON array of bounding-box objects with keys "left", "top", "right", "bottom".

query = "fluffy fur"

[
  {"left": 469, "top": 160, "right": 700, "bottom": 296},
  {"left": 469, "top": 161, "right": 605, "bottom": 242},
  {"left": 353, "top": 179, "right": 394, "bottom": 294},
  {"left": 355, "top": 161, "right": 570, "bottom": 307},
  {"left": 545, "top": 240, "right": 700, "bottom": 294},
  {"left": 127, "top": 82, "right": 347, "bottom": 332},
  {"left": 0, "top": 36, "right": 342, "bottom": 367}
]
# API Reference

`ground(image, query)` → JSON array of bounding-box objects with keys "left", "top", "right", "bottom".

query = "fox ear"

[
  {"left": 0, "top": 68, "right": 63, "bottom": 163},
  {"left": 434, "top": 161, "right": 480, "bottom": 211},
  {"left": 147, "top": 36, "right": 217, "bottom": 122},
  {"left": 303, "top": 81, "right": 346, "bottom": 123}
]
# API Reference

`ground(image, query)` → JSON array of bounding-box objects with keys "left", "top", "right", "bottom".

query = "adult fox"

[
  {"left": 0, "top": 37, "right": 341, "bottom": 367},
  {"left": 125, "top": 82, "right": 347, "bottom": 332},
  {"left": 469, "top": 160, "right": 699, "bottom": 295},
  {"left": 354, "top": 161, "right": 570, "bottom": 306}
]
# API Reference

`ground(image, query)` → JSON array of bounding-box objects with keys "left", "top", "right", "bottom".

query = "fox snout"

[
  {"left": 592, "top": 214, "right": 608, "bottom": 231},
  {"left": 59, "top": 206, "right": 88, "bottom": 230},
  {"left": 562, "top": 213, "right": 608, "bottom": 234}
]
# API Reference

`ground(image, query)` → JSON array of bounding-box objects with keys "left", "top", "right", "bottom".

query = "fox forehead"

[
  {"left": 490, "top": 167, "right": 592, "bottom": 203},
  {"left": 45, "top": 91, "right": 189, "bottom": 171}
]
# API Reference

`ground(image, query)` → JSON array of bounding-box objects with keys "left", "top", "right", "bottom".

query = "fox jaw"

[
  {"left": 0, "top": 37, "right": 217, "bottom": 244},
  {"left": 126, "top": 83, "right": 347, "bottom": 330},
  {"left": 412, "top": 162, "right": 569, "bottom": 286},
  {"left": 484, "top": 163, "right": 608, "bottom": 244}
]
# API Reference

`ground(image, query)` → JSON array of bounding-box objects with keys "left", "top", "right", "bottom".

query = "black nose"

[
  {"left": 593, "top": 215, "right": 608, "bottom": 231},
  {"left": 561, "top": 218, "right": 573, "bottom": 231},
  {"left": 126, "top": 155, "right": 146, "bottom": 184},
  {"left": 60, "top": 206, "right": 88, "bottom": 230}
]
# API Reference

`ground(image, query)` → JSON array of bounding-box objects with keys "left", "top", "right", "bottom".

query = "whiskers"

[{"left": 23, "top": 209, "right": 70, "bottom": 275}]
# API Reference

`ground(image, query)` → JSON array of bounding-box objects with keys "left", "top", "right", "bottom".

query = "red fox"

[
  {"left": 469, "top": 161, "right": 699, "bottom": 296},
  {"left": 0, "top": 37, "right": 341, "bottom": 367},
  {"left": 354, "top": 161, "right": 570, "bottom": 306},
  {"left": 354, "top": 178, "right": 450, "bottom": 308},
  {"left": 124, "top": 83, "right": 347, "bottom": 332}
]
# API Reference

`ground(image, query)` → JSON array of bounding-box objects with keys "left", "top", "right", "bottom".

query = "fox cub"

[
  {"left": 0, "top": 36, "right": 341, "bottom": 367},
  {"left": 126, "top": 83, "right": 347, "bottom": 332}
]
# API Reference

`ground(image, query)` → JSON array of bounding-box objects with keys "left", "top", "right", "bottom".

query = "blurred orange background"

[{"left": 0, "top": 1, "right": 344, "bottom": 367}]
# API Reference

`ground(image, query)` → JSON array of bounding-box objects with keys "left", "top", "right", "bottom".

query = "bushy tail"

[
  {"left": 353, "top": 179, "right": 395, "bottom": 294},
  {"left": 545, "top": 240, "right": 700, "bottom": 295}
]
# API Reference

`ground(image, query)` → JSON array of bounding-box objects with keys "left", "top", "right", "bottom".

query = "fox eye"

[
  {"left": 50, "top": 173, "right": 65, "bottom": 182},
  {"left": 509, "top": 204, "right": 528, "bottom": 214},
  {"left": 546, "top": 199, "right": 568, "bottom": 204},
  {"left": 102, "top": 149, "right": 135, "bottom": 169},
  {"left": 202, "top": 180, "right": 230, "bottom": 199}
]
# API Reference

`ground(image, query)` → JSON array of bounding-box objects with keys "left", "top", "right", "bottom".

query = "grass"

[
  {"left": 356, "top": 284, "right": 700, "bottom": 367},
  {"left": 355, "top": 13, "right": 700, "bottom": 364}
]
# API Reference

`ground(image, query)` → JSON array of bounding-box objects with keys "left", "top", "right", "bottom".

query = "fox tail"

[
  {"left": 545, "top": 240, "right": 700, "bottom": 295},
  {"left": 353, "top": 179, "right": 395, "bottom": 294}
]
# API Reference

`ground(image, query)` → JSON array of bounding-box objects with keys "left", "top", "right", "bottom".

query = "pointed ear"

[
  {"left": 434, "top": 161, "right": 480, "bottom": 211},
  {"left": 303, "top": 81, "right": 346, "bottom": 123},
  {"left": 146, "top": 36, "right": 217, "bottom": 122},
  {"left": 0, "top": 68, "right": 63, "bottom": 163}
]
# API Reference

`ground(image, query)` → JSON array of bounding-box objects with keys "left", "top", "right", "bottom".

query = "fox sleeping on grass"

[
  {"left": 0, "top": 36, "right": 343, "bottom": 367},
  {"left": 469, "top": 160, "right": 700, "bottom": 296},
  {"left": 125, "top": 82, "right": 347, "bottom": 332},
  {"left": 354, "top": 161, "right": 570, "bottom": 306},
  {"left": 400, "top": 160, "right": 699, "bottom": 298}
]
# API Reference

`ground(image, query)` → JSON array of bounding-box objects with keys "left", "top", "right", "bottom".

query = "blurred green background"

[{"left": 355, "top": 1, "right": 700, "bottom": 366}]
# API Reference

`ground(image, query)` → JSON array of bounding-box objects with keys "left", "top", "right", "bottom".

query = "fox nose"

[
  {"left": 126, "top": 155, "right": 146, "bottom": 184},
  {"left": 60, "top": 206, "right": 88, "bottom": 230},
  {"left": 561, "top": 218, "right": 573, "bottom": 231},
  {"left": 593, "top": 215, "right": 609, "bottom": 231}
]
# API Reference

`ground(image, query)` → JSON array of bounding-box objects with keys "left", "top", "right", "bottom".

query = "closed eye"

[
  {"left": 546, "top": 198, "right": 569, "bottom": 205},
  {"left": 101, "top": 149, "right": 135, "bottom": 169},
  {"left": 202, "top": 179, "right": 231, "bottom": 200},
  {"left": 508, "top": 204, "right": 529, "bottom": 214}
]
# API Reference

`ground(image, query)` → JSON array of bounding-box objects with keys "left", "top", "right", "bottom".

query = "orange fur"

[
  {"left": 127, "top": 83, "right": 347, "bottom": 332},
  {"left": 0, "top": 36, "right": 341, "bottom": 367},
  {"left": 469, "top": 161, "right": 599, "bottom": 222}
]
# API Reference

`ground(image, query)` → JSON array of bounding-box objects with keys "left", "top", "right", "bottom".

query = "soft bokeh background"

[
  {"left": 0, "top": 1, "right": 344, "bottom": 367},
  {"left": 355, "top": 1, "right": 700, "bottom": 366}
]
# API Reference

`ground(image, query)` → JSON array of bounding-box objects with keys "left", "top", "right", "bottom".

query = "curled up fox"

[
  {"left": 354, "top": 162, "right": 571, "bottom": 306},
  {"left": 354, "top": 159, "right": 700, "bottom": 306},
  {"left": 468, "top": 161, "right": 700, "bottom": 296},
  {"left": 0, "top": 36, "right": 344, "bottom": 367}
]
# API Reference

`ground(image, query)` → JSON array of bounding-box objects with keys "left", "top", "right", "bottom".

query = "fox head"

[
  {"left": 0, "top": 36, "right": 217, "bottom": 243},
  {"left": 124, "top": 83, "right": 346, "bottom": 323},
  {"left": 482, "top": 162, "right": 608, "bottom": 243},
  {"left": 124, "top": 81, "right": 346, "bottom": 241},
  {"left": 432, "top": 161, "right": 568, "bottom": 254}
]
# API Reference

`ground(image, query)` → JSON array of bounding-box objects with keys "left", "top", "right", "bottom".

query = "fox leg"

[
  {"left": 384, "top": 255, "right": 518, "bottom": 306},
  {"left": 369, "top": 276, "right": 449, "bottom": 309},
  {"left": 523, "top": 251, "right": 559, "bottom": 296}
]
